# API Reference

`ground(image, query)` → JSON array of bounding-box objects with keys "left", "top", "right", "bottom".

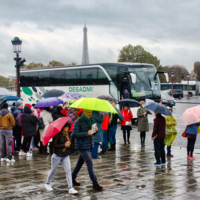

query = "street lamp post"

[
  {"left": 187, "top": 72, "right": 190, "bottom": 100},
  {"left": 11, "top": 37, "right": 26, "bottom": 97},
  {"left": 171, "top": 71, "right": 174, "bottom": 97}
]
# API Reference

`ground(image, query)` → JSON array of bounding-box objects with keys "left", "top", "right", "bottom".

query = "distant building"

[{"left": 81, "top": 23, "right": 90, "bottom": 65}]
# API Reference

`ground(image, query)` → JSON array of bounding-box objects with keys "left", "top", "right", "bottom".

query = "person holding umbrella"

[
  {"left": 144, "top": 102, "right": 171, "bottom": 165},
  {"left": 44, "top": 122, "right": 78, "bottom": 194},
  {"left": 71, "top": 109, "right": 103, "bottom": 191},
  {"left": 120, "top": 103, "right": 133, "bottom": 144},
  {"left": 137, "top": 101, "right": 151, "bottom": 147},
  {"left": 185, "top": 122, "right": 200, "bottom": 160}
]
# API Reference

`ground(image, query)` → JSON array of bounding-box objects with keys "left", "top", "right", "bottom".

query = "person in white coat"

[{"left": 39, "top": 107, "right": 53, "bottom": 155}]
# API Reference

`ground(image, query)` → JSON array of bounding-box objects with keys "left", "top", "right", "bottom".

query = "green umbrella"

[{"left": 69, "top": 97, "right": 117, "bottom": 113}]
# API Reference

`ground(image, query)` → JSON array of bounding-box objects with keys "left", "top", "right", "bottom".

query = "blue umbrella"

[
  {"left": 144, "top": 102, "right": 171, "bottom": 116},
  {"left": 35, "top": 98, "right": 63, "bottom": 108},
  {"left": 0, "top": 96, "right": 23, "bottom": 101}
]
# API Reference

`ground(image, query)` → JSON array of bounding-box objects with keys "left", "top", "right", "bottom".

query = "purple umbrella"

[
  {"left": 62, "top": 92, "right": 86, "bottom": 100},
  {"left": 35, "top": 98, "right": 64, "bottom": 108}
]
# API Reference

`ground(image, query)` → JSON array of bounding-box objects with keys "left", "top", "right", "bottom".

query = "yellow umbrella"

[{"left": 69, "top": 97, "right": 117, "bottom": 113}]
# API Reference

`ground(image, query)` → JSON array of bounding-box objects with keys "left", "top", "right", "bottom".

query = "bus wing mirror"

[
  {"left": 164, "top": 73, "right": 169, "bottom": 83},
  {"left": 130, "top": 73, "right": 136, "bottom": 84},
  {"left": 157, "top": 70, "right": 169, "bottom": 83}
]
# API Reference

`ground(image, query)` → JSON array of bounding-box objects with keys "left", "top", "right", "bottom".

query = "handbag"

[
  {"left": 125, "top": 121, "right": 132, "bottom": 126},
  {"left": 182, "top": 126, "right": 188, "bottom": 138},
  {"left": 38, "top": 117, "right": 45, "bottom": 129}
]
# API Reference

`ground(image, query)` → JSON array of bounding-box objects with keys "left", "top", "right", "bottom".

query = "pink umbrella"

[
  {"left": 180, "top": 105, "right": 200, "bottom": 126},
  {"left": 42, "top": 117, "right": 71, "bottom": 146}
]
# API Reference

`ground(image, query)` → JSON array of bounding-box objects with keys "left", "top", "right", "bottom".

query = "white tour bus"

[{"left": 20, "top": 63, "right": 166, "bottom": 119}]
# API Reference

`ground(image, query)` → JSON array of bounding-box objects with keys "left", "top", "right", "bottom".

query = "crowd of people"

[{"left": 0, "top": 98, "right": 199, "bottom": 193}]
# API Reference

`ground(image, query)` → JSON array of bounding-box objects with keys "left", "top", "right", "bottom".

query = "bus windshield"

[{"left": 128, "top": 65, "right": 160, "bottom": 98}]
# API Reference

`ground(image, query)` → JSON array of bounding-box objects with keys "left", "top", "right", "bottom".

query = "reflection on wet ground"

[
  {"left": 1, "top": 101, "right": 200, "bottom": 199},
  {"left": 1, "top": 142, "right": 200, "bottom": 199}
]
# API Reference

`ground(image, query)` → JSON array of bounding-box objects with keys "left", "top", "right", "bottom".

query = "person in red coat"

[{"left": 120, "top": 103, "right": 133, "bottom": 144}]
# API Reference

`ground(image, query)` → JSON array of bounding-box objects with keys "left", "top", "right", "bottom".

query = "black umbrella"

[
  {"left": 0, "top": 99, "right": 7, "bottom": 107},
  {"left": 42, "top": 89, "right": 65, "bottom": 98},
  {"left": 119, "top": 99, "right": 140, "bottom": 108}
]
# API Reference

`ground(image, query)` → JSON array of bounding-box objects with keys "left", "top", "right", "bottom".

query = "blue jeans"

[
  {"left": 102, "top": 130, "right": 108, "bottom": 151},
  {"left": 72, "top": 150, "right": 98, "bottom": 185},
  {"left": 91, "top": 143, "right": 99, "bottom": 158},
  {"left": 108, "top": 125, "right": 117, "bottom": 145}
]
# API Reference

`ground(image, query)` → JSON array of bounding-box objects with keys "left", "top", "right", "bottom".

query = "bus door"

[{"left": 120, "top": 78, "right": 130, "bottom": 99}]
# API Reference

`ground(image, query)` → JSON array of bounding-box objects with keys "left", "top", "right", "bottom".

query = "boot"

[
  {"left": 38, "top": 141, "right": 43, "bottom": 154},
  {"left": 108, "top": 144, "right": 114, "bottom": 151},
  {"left": 43, "top": 145, "right": 49, "bottom": 155},
  {"left": 93, "top": 184, "right": 103, "bottom": 191}
]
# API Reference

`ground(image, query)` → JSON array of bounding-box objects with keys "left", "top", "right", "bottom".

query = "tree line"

[
  {"left": 117, "top": 44, "right": 193, "bottom": 83},
  {"left": 21, "top": 60, "right": 76, "bottom": 69}
]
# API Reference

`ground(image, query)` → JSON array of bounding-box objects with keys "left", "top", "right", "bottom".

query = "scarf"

[
  {"left": 82, "top": 113, "right": 91, "bottom": 126},
  {"left": 140, "top": 106, "right": 147, "bottom": 119},
  {"left": 62, "top": 130, "right": 70, "bottom": 152}
]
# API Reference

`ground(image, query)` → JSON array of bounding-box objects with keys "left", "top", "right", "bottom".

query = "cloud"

[{"left": 0, "top": 0, "right": 200, "bottom": 77}]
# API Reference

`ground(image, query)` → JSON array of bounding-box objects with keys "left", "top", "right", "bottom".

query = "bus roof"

[{"left": 20, "top": 62, "right": 155, "bottom": 72}]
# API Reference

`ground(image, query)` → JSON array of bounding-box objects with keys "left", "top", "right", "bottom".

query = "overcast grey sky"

[{"left": 0, "top": 0, "right": 199, "bottom": 77}]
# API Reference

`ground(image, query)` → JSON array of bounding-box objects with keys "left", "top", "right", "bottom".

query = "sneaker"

[
  {"left": 26, "top": 152, "right": 32, "bottom": 157},
  {"left": 187, "top": 155, "right": 191, "bottom": 159},
  {"left": 154, "top": 162, "right": 161, "bottom": 166},
  {"left": 69, "top": 188, "right": 78, "bottom": 194},
  {"left": 161, "top": 162, "right": 166, "bottom": 165},
  {"left": 93, "top": 184, "right": 103, "bottom": 191},
  {"left": 167, "top": 154, "right": 173, "bottom": 158},
  {"left": 190, "top": 156, "right": 195, "bottom": 160},
  {"left": 6, "top": 158, "right": 15, "bottom": 162},
  {"left": 45, "top": 184, "right": 53, "bottom": 191},
  {"left": 19, "top": 151, "right": 26, "bottom": 156},
  {"left": 1, "top": 158, "right": 6, "bottom": 162}
]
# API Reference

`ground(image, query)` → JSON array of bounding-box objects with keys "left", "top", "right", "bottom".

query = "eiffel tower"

[{"left": 81, "top": 23, "right": 90, "bottom": 65}]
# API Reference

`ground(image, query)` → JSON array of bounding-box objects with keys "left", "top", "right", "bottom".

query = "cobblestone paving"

[
  {"left": 1, "top": 137, "right": 200, "bottom": 199},
  {"left": 1, "top": 100, "right": 200, "bottom": 199}
]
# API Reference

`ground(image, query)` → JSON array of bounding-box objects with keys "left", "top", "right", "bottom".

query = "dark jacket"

[
  {"left": 53, "top": 107, "right": 65, "bottom": 121},
  {"left": 11, "top": 106, "right": 23, "bottom": 131},
  {"left": 21, "top": 106, "right": 38, "bottom": 138},
  {"left": 53, "top": 132, "right": 71, "bottom": 157},
  {"left": 72, "top": 115, "right": 95, "bottom": 151},
  {"left": 109, "top": 108, "right": 124, "bottom": 126},
  {"left": 152, "top": 114, "right": 166, "bottom": 139}
]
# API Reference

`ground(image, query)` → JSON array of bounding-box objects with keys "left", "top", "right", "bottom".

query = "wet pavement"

[{"left": 1, "top": 100, "right": 200, "bottom": 199}]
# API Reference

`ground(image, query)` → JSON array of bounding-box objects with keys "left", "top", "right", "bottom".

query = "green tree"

[
  {"left": 118, "top": 44, "right": 161, "bottom": 68},
  {"left": 21, "top": 60, "right": 77, "bottom": 70},
  {"left": 0, "top": 76, "right": 10, "bottom": 87},
  {"left": 163, "top": 65, "right": 188, "bottom": 83}
]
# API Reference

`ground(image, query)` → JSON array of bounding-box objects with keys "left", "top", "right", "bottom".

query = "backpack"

[
  {"left": 15, "top": 114, "right": 22, "bottom": 127},
  {"left": 38, "top": 117, "right": 45, "bottom": 129}
]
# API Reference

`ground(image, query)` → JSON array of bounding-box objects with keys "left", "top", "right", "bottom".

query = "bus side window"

[
  {"left": 50, "top": 70, "right": 65, "bottom": 86},
  {"left": 97, "top": 68, "right": 109, "bottom": 85},
  {"left": 80, "top": 68, "right": 97, "bottom": 85},
  {"left": 20, "top": 72, "right": 30, "bottom": 87},
  {"left": 29, "top": 72, "right": 38, "bottom": 86},
  {"left": 38, "top": 71, "right": 50, "bottom": 86},
  {"left": 65, "top": 69, "right": 81, "bottom": 86}
]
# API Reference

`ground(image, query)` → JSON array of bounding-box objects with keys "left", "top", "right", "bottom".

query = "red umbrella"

[{"left": 42, "top": 117, "right": 71, "bottom": 146}]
